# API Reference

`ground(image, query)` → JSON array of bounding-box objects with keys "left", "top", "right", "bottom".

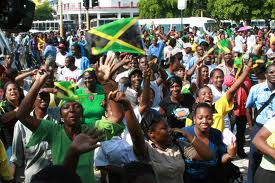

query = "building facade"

[{"left": 51, "top": 0, "right": 139, "bottom": 29}]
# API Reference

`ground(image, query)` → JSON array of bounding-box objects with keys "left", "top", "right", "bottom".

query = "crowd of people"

[{"left": 0, "top": 21, "right": 275, "bottom": 183}]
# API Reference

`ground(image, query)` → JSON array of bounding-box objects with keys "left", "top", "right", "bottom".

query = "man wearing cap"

[
  {"left": 124, "top": 68, "right": 143, "bottom": 107},
  {"left": 182, "top": 43, "right": 193, "bottom": 67},
  {"left": 55, "top": 44, "right": 68, "bottom": 77}
]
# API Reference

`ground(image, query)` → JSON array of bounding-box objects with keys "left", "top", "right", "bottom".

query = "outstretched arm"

[
  {"left": 225, "top": 59, "right": 252, "bottom": 102},
  {"left": 110, "top": 91, "right": 148, "bottom": 161},
  {"left": 16, "top": 70, "right": 49, "bottom": 132},
  {"left": 139, "top": 66, "right": 152, "bottom": 115},
  {"left": 15, "top": 69, "right": 37, "bottom": 86},
  {"left": 253, "top": 126, "right": 275, "bottom": 159}
]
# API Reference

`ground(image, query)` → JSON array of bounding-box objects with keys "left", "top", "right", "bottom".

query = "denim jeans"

[{"left": 247, "top": 122, "right": 263, "bottom": 183}]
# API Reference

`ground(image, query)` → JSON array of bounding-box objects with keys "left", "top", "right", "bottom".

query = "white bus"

[
  {"left": 30, "top": 20, "right": 77, "bottom": 33},
  {"left": 90, "top": 18, "right": 119, "bottom": 28},
  {"left": 138, "top": 17, "right": 217, "bottom": 35}
]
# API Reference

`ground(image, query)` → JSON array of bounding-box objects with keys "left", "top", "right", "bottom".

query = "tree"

[
  {"left": 138, "top": 0, "right": 207, "bottom": 18},
  {"left": 34, "top": 1, "right": 55, "bottom": 21},
  {"left": 207, "top": 0, "right": 275, "bottom": 21}
]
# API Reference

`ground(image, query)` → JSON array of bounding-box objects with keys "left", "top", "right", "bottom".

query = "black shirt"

[
  {"left": 0, "top": 101, "right": 17, "bottom": 147},
  {"left": 160, "top": 94, "right": 195, "bottom": 128}
]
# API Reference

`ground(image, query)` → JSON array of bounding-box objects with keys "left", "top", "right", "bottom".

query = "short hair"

[
  {"left": 174, "top": 64, "right": 185, "bottom": 72},
  {"left": 196, "top": 85, "right": 212, "bottom": 98},
  {"left": 31, "top": 165, "right": 81, "bottom": 183},
  {"left": 141, "top": 109, "right": 163, "bottom": 136},
  {"left": 167, "top": 76, "right": 182, "bottom": 88},
  {"left": 66, "top": 55, "right": 75, "bottom": 63},
  {"left": 194, "top": 102, "right": 213, "bottom": 116},
  {"left": 210, "top": 68, "right": 224, "bottom": 78}
]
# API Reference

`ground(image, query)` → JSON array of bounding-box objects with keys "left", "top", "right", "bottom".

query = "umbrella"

[{"left": 238, "top": 26, "right": 252, "bottom": 32}]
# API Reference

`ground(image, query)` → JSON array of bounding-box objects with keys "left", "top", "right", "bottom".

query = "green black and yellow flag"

[{"left": 86, "top": 18, "right": 145, "bottom": 55}]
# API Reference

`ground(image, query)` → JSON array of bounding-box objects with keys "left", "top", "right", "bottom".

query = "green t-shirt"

[
  {"left": 27, "top": 120, "right": 95, "bottom": 183},
  {"left": 75, "top": 85, "right": 105, "bottom": 127}
]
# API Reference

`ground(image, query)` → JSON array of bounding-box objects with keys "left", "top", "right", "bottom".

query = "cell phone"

[{"left": 118, "top": 83, "right": 126, "bottom": 92}]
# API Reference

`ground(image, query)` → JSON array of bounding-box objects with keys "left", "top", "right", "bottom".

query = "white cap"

[{"left": 183, "top": 43, "right": 192, "bottom": 48}]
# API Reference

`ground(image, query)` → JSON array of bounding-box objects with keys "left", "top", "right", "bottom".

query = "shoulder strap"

[
  {"left": 255, "top": 92, "right": 275, "bottom": 119},
  {"left": 240, "top": 83, "right": 249, "bottom": 95}
]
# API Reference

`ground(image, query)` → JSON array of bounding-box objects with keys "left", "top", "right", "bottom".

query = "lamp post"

[{"left": 177, "top": 0, "right": 187, "bottom": 31}]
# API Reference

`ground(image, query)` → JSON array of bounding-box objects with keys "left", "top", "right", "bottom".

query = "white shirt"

[
  {"left": 58, "top": 67, "right": 83, "bottom": 85},
  {"left": 234, "top": 35, "right": 246, "bottom": 53},
  {"left": 55, "top": 52, "right": 67, "bottom": 67},
  {"left": 74, "top": 57, "right": 82, "bottom": 70},
  {"left": 246, "top": 35, "right": 256, "bottom": 53}
]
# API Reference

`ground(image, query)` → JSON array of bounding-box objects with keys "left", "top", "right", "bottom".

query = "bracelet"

[{"left": 190, "top": 136, "right": 196, "bottom": 144}]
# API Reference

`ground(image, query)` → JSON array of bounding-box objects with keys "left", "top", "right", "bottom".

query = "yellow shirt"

[
  {"left": 186, "top": 94, "right": 234, "bottom": 132},
  {"left": 0, "top": 140, "right": 13, "bottom": 181}
]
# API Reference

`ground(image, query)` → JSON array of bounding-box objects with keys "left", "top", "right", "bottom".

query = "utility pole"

[{"left": 59, "top": 0, "right": 63, "bottom": 37}]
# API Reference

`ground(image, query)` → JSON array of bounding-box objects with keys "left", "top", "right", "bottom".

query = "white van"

[
  {"left": 251, "top": 19, "right": 267, "bottom": 29},
  {"left": 138, "top": 17, "right": 217, "bottom": 36}
]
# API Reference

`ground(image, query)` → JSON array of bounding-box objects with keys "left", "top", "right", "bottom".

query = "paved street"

[{"left": 232, "top": 133, "right": 251, "bottom": 183}]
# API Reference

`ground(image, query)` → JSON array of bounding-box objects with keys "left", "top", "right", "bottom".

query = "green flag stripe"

[
  {"left": 96, "top": 18, "right": 133, "bottom": 36},
  {"left": 103, "top": 19, "right": 138, "bottom": 50}
]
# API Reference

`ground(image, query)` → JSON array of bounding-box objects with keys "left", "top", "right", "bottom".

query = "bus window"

[{"left": 204, "top": 22, "right": 217, "bottom": 33}]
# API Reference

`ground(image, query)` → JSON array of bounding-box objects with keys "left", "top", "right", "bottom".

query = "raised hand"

[
  {"left": 108, "top": 90, "right": 126, "bottom": 102},
  {"left": 121, "top": 54, "right": 133, "bottom": 65},
  {"left": 35, "top": 69, "right": 49, "bottom": 84},
  {"left": 71, "top": 128, "right": 105, "bottom": 154},
  {"left": 96, "top": 54, "right": 116, "bottom": 83},
  {"left": 227, "top": 139, "right": 237, "bottom": 158}
]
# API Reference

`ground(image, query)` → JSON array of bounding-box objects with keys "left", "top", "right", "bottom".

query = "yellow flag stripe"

[
  {"left": 54, "top": 82, "right": 75, "bottom": 96},
  {"left": 217, "top": 42, "right": 230, "bottom": 53},
  {"left": 88, "top": 19, "right": 144, "bottom": 54},
  {"left": 103, "top": 19, "right": 138, "bottom": 50},
  {"left": 91, "top": 29, "right": 144, "bottom": 54}
]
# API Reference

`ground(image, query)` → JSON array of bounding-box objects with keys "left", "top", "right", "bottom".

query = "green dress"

[
  {"left": 75, "top": 84, "right": 105, "bottom": 127},
  {"left": 27, "top": 120, "right": 95, "bottom": 183}
]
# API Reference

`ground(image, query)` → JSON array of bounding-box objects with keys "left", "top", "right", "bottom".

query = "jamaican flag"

[
  {"left": 217, "top": 39, "right": 231, "bottom": 54},
  {"left": 54, "top": 81, "right": 92, "bottom": 107},
  {"left": 86, "top": 18, "right": 145, "bottom": 55}
]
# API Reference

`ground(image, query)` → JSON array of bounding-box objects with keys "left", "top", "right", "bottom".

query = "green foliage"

[
  {"left": 34, "top": 1, "right": 55, "bottom": 21},
  {"left": 138, "top": 0, "right": 275, "bottom": 20},
  {"left": 208, "top": 0, "right": 274, "bottom": 21}
]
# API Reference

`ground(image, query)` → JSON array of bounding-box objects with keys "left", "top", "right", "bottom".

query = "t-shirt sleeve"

[
  {"left": 27, "top": 119, "right": 57, "bottom": 147},
  {"left": 245, "top": 86, "right": 256, "bottom": 108},
  {"left": 215, "top": 94, "right": 234, "bottom": 116},
  {"left": 264, "top": 117, "right": 275, "bottom": 133}
]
